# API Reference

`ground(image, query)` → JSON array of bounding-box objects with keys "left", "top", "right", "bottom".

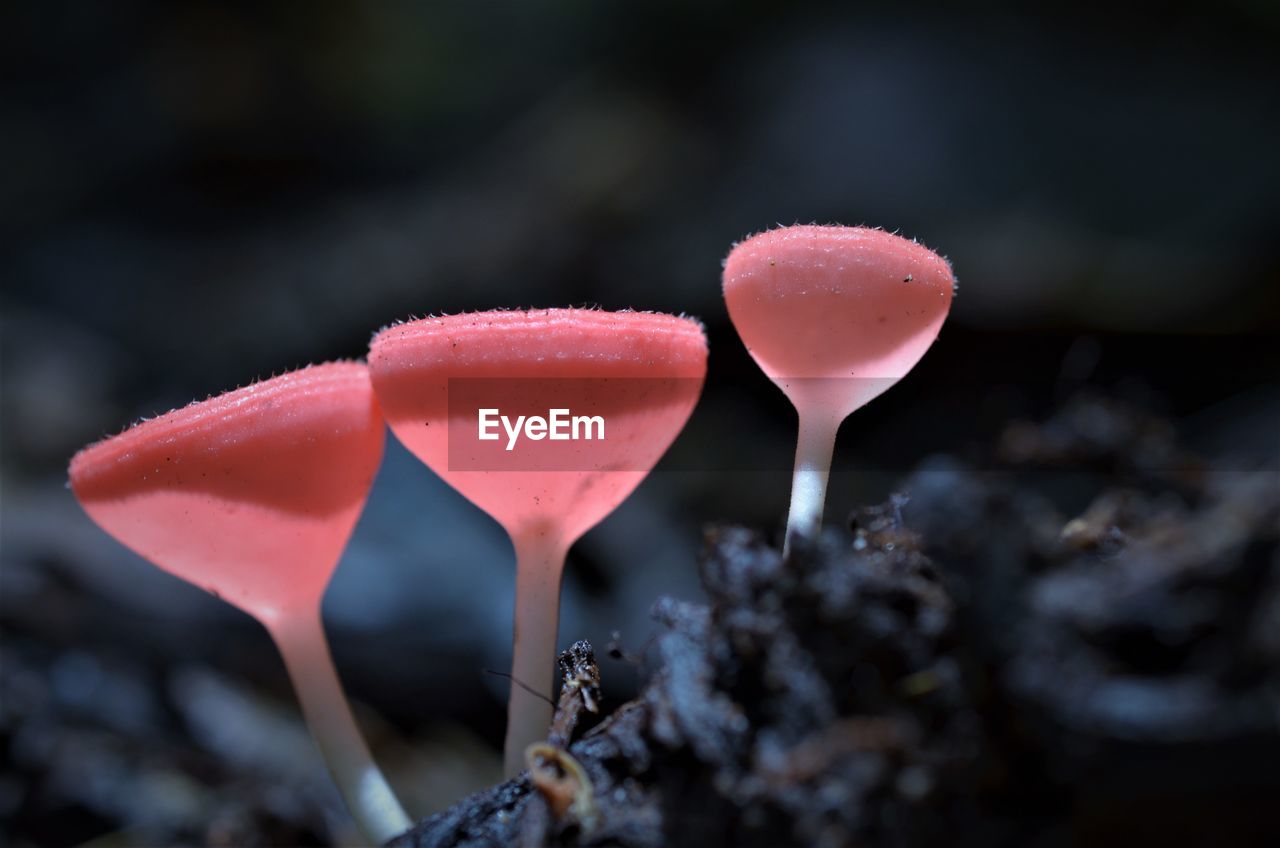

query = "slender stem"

[
  {"left": 504, "top": 529, "right": 568, "bottom": 778},
  {"left": 783, "top": 410, "right": 841, "bottom": 556},
  {"left": 271, "top": 609, "right": 410, "bottom": 845}
]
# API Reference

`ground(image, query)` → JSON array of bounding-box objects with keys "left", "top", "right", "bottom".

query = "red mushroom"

[
  {"left": 723, "top": 225, "right": 954, "bottom": 551},
  {"left": 68, "top": 362, "right": 410, "bottom": 844},
  {"left": 369, "top": 309, "right": 707, "bottom": 776}
]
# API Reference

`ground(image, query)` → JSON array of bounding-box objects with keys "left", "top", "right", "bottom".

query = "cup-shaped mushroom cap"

[
  {"left": 724, "top": 225, "right": 954, "bottom": 418},
  {"left": 369, "top": 309, "right": 707, "bottom": 545},
  {"left": 69, "top": 363, "right": 385, "bottom": 624}
]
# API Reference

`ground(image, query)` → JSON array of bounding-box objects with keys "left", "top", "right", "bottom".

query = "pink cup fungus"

[
  {"left": 368, "top": 309, "right": 707, "bottom": 776},
  {"left": 68, "top": 362, "right": 410, "bottom": 844},
  {"left": 723, "top": 225, "right": 954, "bottom": 552}
]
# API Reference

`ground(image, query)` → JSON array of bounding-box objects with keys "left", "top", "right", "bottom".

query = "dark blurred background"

[{"left": 2, "top": 1, "right": 1277, "bottom": 845}]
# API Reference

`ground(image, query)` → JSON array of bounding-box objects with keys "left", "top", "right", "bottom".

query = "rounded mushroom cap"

[
  {"left": 723, "top": 225, "right": 954, "bottom": 418},
  {"left": 369, "top": 309, "right": 707, "bottom": 544},
  {"left": 69, "top": 362, "right": 385, "bottom": 623}
]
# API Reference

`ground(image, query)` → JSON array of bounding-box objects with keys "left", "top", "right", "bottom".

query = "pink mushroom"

[
  {"left": 68, "top": 362, "right": 410, "bottom": 843},
  {"left": 369, "top": 309, "right": 707, "bottom": 776},
  {"left": 723, "top": 225, "right": 954, "bottom": 552}
]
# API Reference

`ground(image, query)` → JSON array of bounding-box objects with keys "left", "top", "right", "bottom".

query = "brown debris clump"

[{"left": 393, "top": 396, "right": 1280, "bottom": 847}]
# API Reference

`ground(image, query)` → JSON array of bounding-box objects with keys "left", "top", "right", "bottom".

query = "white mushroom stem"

[
  {"left": 504, "top": 531, "right": 569, "bottom": 777},
  {"left": 784, "top": 411, "right": 841, "bottom": 556},
  {"left": 272, "top": 611, "right": 411, "bottom": 844}
]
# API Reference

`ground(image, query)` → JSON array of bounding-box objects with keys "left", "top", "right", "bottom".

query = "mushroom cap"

[
  {"left": 369, "top": 309, "right": 707, "bottom": 544},
  {"left": 723, "top": 225, "right": 954, "bottom": 418},
  {"left": 69, "top": 362, "right": 385, "bottom": 623}
]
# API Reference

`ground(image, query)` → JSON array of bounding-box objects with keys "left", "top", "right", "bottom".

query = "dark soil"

[
  {"left": 5, "top": 394, "right": 1277, "bottom": 847},
  {"left": 392, "top": 395, "right": 1280, "bottom": 848}
]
